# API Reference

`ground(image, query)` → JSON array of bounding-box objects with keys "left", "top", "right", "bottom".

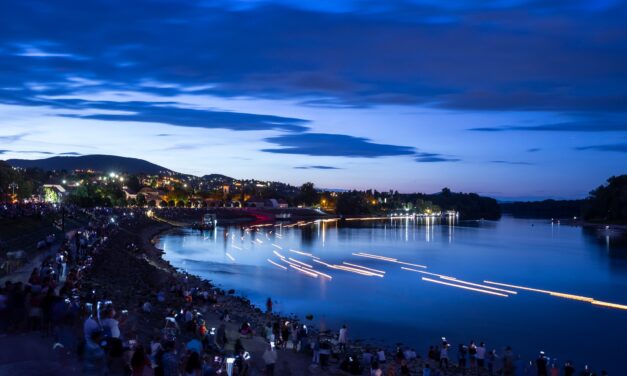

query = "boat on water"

[
  {"left": 275, "top": 212, "right": 292, "bottom": 220},
  {"left": 193, "top": 213, "right": 217, "bottom": 229}
]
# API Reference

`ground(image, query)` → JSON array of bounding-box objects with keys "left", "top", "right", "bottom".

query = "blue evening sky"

[{"left": 0, "top": 0, "right": 625, "bottom": 199}]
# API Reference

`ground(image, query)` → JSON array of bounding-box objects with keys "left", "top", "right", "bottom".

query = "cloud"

[
  {"left": 59, "top": 152, "right": 82, "bottom": 156},
  {"left": 161, "top": 143, "right": 206, "bottom": 151},
  {"left": 491, "top": 160, "right": 534, "bottom": 165},
  {"left": 59, "top": 100, "right": 310, "bottom": 132},
  {"left": 0, "top": 1, "right": 626, "bottom": 113},
  {"left": 294, "top": 165, "right": 341, "bottom": 170},
  {"left": 0, "top": 149, "right": 57, "bottom": 155},
  {"left": 415, "top": 152, "right": 461, "bottom": 163},
  {"left": 0, "top": 132, "right": 30, "bottom": 143},
  {"left": 17, "top": 150, "right": 55, "bottom": 155},
  {"left": 262, "top": 133, "right": 415, "bottom": 157},
  {"left": 526, "top": 148, "right": 542, "bottom": 152},
  {"left": 575, "top": 143, "right": 627, "bottom": 153},
  {"left": 468, "top": 121, "right": 627, "bottom": 133}
]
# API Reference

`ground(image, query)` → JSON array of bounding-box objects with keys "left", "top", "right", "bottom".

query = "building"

[
  {"left": 122, "top": 187, "right": 137, "bottom": 201},
  {"left": 137, "top": 187, "right": 164, "bottom": 203},
  {"left": 245, "top": 197, "right": 289, "bottom": 208}
]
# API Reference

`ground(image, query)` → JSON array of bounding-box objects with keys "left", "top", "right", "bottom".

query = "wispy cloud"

[
  {"left": 469, "top": 122, "right": 627, "bottom": 133},
  {"left": 526, "top": 148, "right": 542, "bottom": 152},
  {"left": 294, "top": 165, "right": 341, "bottom": 170},
  {"left": 415, "top": 152, "right": 461, "bottom": 163},
  {"left": 0, "top": 132, "right": 30, "bottom": 143},
  {"left": 262, "top": 133, "right": 415, "bottom": 157},
  {"left": 491, "top": 160, "right": 534, "bottom": 165},
  {"left": 60, "top": 101, "right": 310, "bottom": 133},
  {"left": 59, "top": 152, "right": 82, "bottom": 156},
  {"left": 575, "top": 143, "right": 627, "bottom": 153}
]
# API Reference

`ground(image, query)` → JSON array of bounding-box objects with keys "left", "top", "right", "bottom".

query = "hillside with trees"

[{"left": 583, "top": 175, "right": 627, "bottom": 224}]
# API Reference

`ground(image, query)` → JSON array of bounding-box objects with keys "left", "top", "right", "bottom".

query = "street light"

[{"left": 8, "top": 182, "right": 18, "bottom": 195}]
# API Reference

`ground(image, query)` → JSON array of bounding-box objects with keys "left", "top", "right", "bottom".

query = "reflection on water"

[
  {"left": 158, "top": 216, "right": 627, "bottom": 374},
  {"left": 582, "top": 226, "right": 627, "bottom": 257}
]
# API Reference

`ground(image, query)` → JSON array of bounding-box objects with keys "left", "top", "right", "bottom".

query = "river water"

[{"left": 156, "top": 216, "right": 627, "bottom": 373}]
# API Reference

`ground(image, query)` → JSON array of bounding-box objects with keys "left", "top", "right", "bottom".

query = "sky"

[{"left": 0, "top": 0, "right": 626, "bottom": 199}]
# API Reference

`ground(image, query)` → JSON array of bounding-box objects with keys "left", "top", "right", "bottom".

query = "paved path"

[{"left": 0, "top": 241, "right": 63, "bottom": 285}]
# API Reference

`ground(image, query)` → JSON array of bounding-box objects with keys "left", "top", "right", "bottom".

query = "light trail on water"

[
  {"left": 422, "top": 277, "right": 509, "bottom": 297},
  {"left": 267, "top": 259, "right": 287, "bottom": 270}
]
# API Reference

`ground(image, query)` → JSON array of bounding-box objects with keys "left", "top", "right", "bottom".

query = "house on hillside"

[
  {"left": 137, "top": 187, "right": 164, "bottom": 203},
  {"left": 123, "top": 187, "right": 137, "bottom": 200},
  {"left": 245, "top": 196, "right": 265, "bottom": 208},
  {"left": 245, "top": 197, "right": 289, "bottom": 208}
]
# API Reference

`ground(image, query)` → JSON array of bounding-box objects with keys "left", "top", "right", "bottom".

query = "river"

[{"left": 156, "top": 216, "right": 627, "bottom": 374}]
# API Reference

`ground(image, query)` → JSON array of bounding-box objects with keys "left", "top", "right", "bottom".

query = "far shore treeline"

[
  {"left": 501, "top": 175, "right": 627, "bottom": 224},
  {"left": 0, "top": 156, "right": 624, "bottom": 223}
]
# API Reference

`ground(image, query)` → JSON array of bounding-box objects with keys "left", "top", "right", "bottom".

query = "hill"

[{"left": 7, "top": 155, "right": 171, "bottom": 175}]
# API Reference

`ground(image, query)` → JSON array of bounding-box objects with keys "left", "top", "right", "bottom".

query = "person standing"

[
  {"left": 458, "top": 344, "right": 467, "bottom": 369},
  {"left": 263, "top": 343, "right": 278, "bottom": 376},
  {"left": 439, "top": 343, "right": 449, "bottom": 368},
  {"left": 469, "top": 341, "right": 477, "bottom": 368},
  {"left": 266, "top": 298, "right": 272, "bottom": 314},
  {"left": 503, "top": 346, "right": 515, "bottom": 376},
  {"left": 161, "top": 341, "right": 179, "bottom": 376},
  {"left": 536, "top": 352, "right": 548, "bottom": 376},
  {"left": 476, "top": 342, "right": 486, "bottom": 369},
  {"left": 563, "top": 361, "right": 575, "bottom": 376},
  {"left": 83, "top": 330, "right": 107, "bottom": 376},
  {"left": 550, "top": 362, "right": 559, "bottom": 376},
  {"left": 338, "top": 324, "right": 348, "bottom": 352}
]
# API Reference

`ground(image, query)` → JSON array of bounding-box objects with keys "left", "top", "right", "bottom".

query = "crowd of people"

[
  {"left": 0, "top": 201, "right": 59, "bottom": 220},
  {"left": 0, "top": 208, "right": 281, "bottom": 375}
]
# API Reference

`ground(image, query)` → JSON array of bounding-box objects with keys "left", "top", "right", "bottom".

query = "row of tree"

[
  {"left": 500, "top": 175, "right": 626, "bottom": 224},
  {"left": 583, "top": 175, "right": 627, "bottom": 223}
]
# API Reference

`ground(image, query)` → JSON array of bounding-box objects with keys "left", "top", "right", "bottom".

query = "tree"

[
  {"left": 125, "top": 175, "right": 141, "bottom": 192},
  {"left": 168, "top": 199, "right": 176, "bottom": 207},
  {"left": 43, "top": 187, "right": 59, "bottom": 203},
  {"left": 148, "top": 200, "right": 156, "bottom": 207},
  {"left": 298, "top": 182, "right": 319, "bottom": 206},
  {"left": 583, "top": 175, "right": 627, "bottom": 222},
  {"left": 136, "top": 193, "right": 147, "bottom": 207},
  {"left": 160, "top": 200, "right": 168, "bottom": 208},
  {"left": 336, "top": 191, "right": 371, "bottom": 215},
  {"left": 127, "top": 198, "right": 137, "bottom": 207}
]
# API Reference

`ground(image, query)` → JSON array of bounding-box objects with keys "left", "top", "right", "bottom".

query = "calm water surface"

[{"left": 157, "top": 217, "right": 627, "bottom": 373}]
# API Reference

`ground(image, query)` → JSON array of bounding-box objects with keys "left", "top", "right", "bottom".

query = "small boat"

[
  {"left": 275, "top": 212, "right": 292, "bottom": 220},
  {"left": 193, "top": 213, "right": 217, "bottom": 229}
]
